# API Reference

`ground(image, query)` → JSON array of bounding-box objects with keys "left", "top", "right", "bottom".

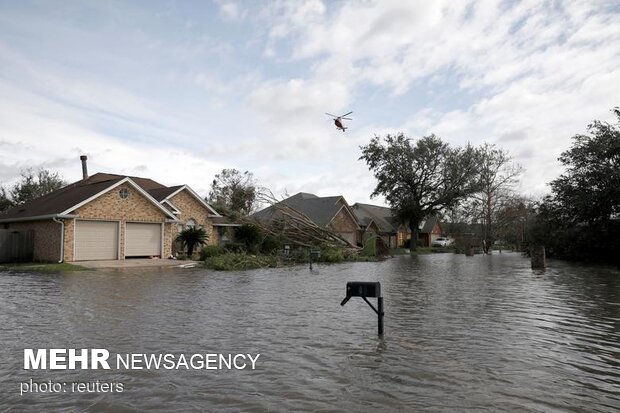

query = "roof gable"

[
  {"left": 0, "top": 175, "right": 124, "bottom": 221},
  {"left": 165, "top": 186, "right": 221, "bottom": 217},
  {"left": 352, "top": 203, "right": 397, "bottom": 233},
  {"left": 62, "top": 177, "right": 177, "bottom": 219},
  {"left": 420, "top": 216, "right": 442, "bottom": 234},
  {"left": 0, "top": 172, "right": 179, "bottom": 222},
  {"left": 252, "top": 192, "right": 359, "bottom": 228}
]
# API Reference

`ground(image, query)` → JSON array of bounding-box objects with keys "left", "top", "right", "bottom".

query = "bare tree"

[
  {"left": 469, "top": 144, "right": 523, "bottom": 253},
  {"left": 495, "top": 195, "right": 536, "bottom": 251}
]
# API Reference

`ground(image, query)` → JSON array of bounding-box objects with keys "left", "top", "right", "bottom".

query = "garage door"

[
  {"left": 125, "top": 223, "right": 161, "bottom": 257},
  {"left": 74, "top": 220, "right": 118, "bottom": 261}
]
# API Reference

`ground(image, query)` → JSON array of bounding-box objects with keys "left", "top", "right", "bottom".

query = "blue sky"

[{"left": 0, "top": 0, "right": 619, "bottom": 205}]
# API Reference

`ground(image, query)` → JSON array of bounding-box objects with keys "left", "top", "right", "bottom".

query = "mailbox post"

[
  {"left": 309, "top": 250, "right": 321, "bottom": 270},
  {"left": 340, "top": 281, "right": 384, "bottom": 335}
]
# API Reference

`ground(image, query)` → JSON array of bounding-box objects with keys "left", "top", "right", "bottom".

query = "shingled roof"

[
  {"left": 420, "top": 216, "right": 440, "bottom": 234},
  {"left": 351, "top": 203, "right": 398, "bottom": 233},
  {"left": 147, "top": 185, "right": 184, "bottom": 201},
  {"left": 251, "top": 192, "right": 359, "bottom": 227},
  {"left": 0, "top": 172, "right": 178, "bottom": 222}
]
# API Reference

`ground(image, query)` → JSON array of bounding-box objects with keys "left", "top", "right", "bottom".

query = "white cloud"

[
  {"left": 0, "top": 0, "right": 619, "bottom": 207},
  {"left": 254, "top": 0, "right": 620, "bottom": 197}
]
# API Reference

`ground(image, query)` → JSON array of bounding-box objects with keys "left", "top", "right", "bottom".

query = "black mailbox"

[
  {"left": 346, "top": 281, "right": 381, "bottom": 298},
  {"left": 340, "top": 281, "right": 384, "bottom": 335}
]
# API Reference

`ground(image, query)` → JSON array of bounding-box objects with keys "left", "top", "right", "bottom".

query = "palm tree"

[{"left": 176, "top": 227, "right": 208, "bottom": 258}]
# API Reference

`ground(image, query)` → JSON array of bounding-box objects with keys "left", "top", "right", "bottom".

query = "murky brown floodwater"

[{"left": 1, "top": 252, "right": 619, "bottom": 412}]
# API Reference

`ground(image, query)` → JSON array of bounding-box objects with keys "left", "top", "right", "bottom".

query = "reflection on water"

[{"left": 0, "top": 253, "right": 618, "bottom": 412}]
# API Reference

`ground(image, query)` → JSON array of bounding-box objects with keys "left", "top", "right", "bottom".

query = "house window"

[
  {"left": 186, "top": 219, "right": 197, "bottom": 229},
  {"left": 119, "top": 188, "right": 129, "bottom": 199}
]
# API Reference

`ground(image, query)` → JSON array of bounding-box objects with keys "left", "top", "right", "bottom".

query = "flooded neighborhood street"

[{"left": 1, "top": 253, "right": 618, "bottom": 412}]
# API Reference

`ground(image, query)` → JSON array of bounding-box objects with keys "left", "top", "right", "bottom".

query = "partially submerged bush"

[
  {"left": 361, "top": 236, "right": 377, "bottom": 256},
  {"left": 223, "top": 242, "right": 246, "bottom": 254},
  {"left": 260, "top": 235, "right": 283, "bottom": 254},
  {"left": 199, "top": 245, "right": 222, "bottom": 260},
  {"left": 204, "top": 253, "right": 280, "bottom": 271},
  {"left": 317, "top": 247, "right": 344, "bottom": 263}
]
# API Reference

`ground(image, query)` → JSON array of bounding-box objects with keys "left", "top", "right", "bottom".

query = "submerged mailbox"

[
  {"left": 348, "top": 281, "right": 380, "bottom": 297},
  {"left": 340, "top": 281, "right": 384, "bottom": 335}
]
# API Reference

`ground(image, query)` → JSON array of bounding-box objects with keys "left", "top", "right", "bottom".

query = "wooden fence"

[{"left": 0, "top": 229, "right": 34, "bottom": 263}]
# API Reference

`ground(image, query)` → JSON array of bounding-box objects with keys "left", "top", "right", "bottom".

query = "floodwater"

[{"left": 0, "top": 253, "right": 618, "bottom": 412}]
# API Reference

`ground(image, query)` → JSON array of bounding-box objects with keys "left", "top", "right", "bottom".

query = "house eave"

[{"left": 0, "top": 214, "right": 79, "bottom": 224}]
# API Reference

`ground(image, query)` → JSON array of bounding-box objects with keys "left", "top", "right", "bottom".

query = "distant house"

[
  {"left": 351, "top": 203, "right": 398, "bottom": 248},
  {"left": 0, "top": 157, "right": 227, "bottom": 262},
  {"left": 395, "top": 216, "right": 444, "bottom": 247},
  {"left": 418, "top": 216, "right": 443, "bottom": 247},
  {"left": 250, "top": 192, "right": 360, "bottom": 246},
  {"left": 351, "top": 203, "right": 444, "bottom": 248}
]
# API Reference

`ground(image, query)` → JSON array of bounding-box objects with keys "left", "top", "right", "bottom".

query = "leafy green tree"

[
  {"left": 531, "top": 108, "right": 620, "bottom": 263},
  {"left": 360, "top": 133, "right": 481, "bottom": 249},
  {"left": 176, "top": 227, "right": 208, "bottom": 257},
  {"left": 550, "top": 108, "right": 620, "bottom": 225},
  {"left": 207, "top": 169, "right": 259, "bottom": 216},
  {"left": 9, "top": 169, "right": 66, "bottom": 205},
  {"left": 0, "top": 187, "right": 13, "bottom": 212}
]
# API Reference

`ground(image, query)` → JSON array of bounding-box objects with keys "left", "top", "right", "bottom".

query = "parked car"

[{"left": 432, "top": 237, "right": 453, "bottom": 247}]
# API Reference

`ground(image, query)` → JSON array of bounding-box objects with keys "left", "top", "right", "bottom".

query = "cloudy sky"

[{"left": 0, "top": 0, "right": 618, "bottom": 205}]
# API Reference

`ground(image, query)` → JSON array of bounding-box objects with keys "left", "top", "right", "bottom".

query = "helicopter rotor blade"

[
  {"left": 341, "top": 117, "right": 352, "bottom": 120},
  {"left": 341, "top": 111, "right": 353, "bottom": 117},
  {"left": 325, "top": 113, "right": 338, "bottom": 118}
]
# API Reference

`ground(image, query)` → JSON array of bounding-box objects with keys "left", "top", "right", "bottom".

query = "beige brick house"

[{"left": 0, "top": 161, "right": 223, "bottom": 262}]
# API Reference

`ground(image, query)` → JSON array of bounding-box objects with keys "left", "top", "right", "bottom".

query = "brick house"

[
  {"left": 250, "top": 192, "right": 360, "bottom": 246},
  {"left": 418, "top": 216, "right": 443, "bottom": 247},
  {"left": 351, "top": 203, "right": 444, "bottom": 248},
  {"left": 395, "top": 216, "right": 443, "bottom": 247},
  {"left": 0, "top": 158, "right": 223, "bottom": 262},
  {"left": 351, "top": 203, "right": 398, "bottom": 248}
]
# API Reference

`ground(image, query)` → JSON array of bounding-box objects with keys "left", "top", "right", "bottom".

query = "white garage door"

[
  {"left": 74, "top": 220, "right": 118, "bottom": 261},
  {"left": 125, "top": 223, "right": 161, "bottom": 257}
]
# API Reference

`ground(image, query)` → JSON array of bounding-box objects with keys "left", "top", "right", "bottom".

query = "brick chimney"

[{"left": 80, "top": 155, "right": 88, "bottom": 179}]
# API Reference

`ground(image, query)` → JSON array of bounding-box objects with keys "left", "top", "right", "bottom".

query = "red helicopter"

[{"left": 325, "top": 111, "right": 353, "bottom": 132}]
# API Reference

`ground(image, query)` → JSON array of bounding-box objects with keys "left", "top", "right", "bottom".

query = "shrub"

[
  {"left": 234, "top": 224, "right": 262, "bottom": 254},
  {"left": 361, "top": 236, "right": 377, "bottom": 256},
  {"left": 204, "top": 253, "right": 280, "bottom": 271},
  {"left": 199, "top": 245, "right": 222, "bottom": 260},
  {"left": 318, "top": 247, "right": 344, "bottom": 263},
  {"left": 223, "top": 242, "right": 246, "bottom": 253},
  {"left": 289, "top": 248, "right": 309, "bottom": 262},
  {"left": 260, "top": 235, "right": 283, "bottom": 254}
]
